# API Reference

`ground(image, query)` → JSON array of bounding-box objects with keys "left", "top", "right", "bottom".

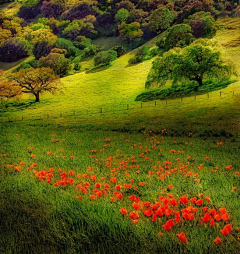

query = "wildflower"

[
  {"left": 220, "top": 224, "right": 232, "bottom": 236},
  {"left": 143, "top": 208, "right": 153, "bottom": 217},
  {"left": 214, "top": 237, "right": 221, "bottom": 244},
  {"left": 195, "top": 199, "right": 203, "bottom": 206},
  {"left": 177, "top": 232, "right": 188, "bottom": 244},
  {"left": 129, "top": 211, "right": 139, "bottom": 220}
]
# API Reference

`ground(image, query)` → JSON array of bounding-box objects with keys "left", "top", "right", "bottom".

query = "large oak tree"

[{"left": 146, "top": 40, "right": 234, "bottom": 90}]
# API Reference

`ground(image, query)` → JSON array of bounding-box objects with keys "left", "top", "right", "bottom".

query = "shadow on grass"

[
  {"left": 85, "top": 66, "right": 109, "bottom": 74},
  {"left": 0, "top": 58, "right": 27, "bottom": 71},
  {"left": 0, "top": 99, "right": 52, "bottom": 115}
]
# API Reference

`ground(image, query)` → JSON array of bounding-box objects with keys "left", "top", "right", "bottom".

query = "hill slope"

[{"left": 0, "top": 18, "right": 240, "bottom": 135}]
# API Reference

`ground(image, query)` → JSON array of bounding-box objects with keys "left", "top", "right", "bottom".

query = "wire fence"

[{"left": 0, "top": 90, "right": 239, "bottom": 124}]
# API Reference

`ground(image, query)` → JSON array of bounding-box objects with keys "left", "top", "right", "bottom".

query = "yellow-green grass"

[{"left": 1, "top": 18, "right": 240, "bottom": 136}]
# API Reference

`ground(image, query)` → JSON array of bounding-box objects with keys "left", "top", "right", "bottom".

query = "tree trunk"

[
  {"left": 34, "top": 93, "right": 40, "bottom": 102},
  {"left": 193, "top": 76, "right": 203, "bottom": 91}
]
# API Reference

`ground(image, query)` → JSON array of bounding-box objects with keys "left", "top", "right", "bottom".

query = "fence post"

[
  {"left": 220, "top": 91, "right": 222, "bottom": 97},
  {"left": 155, "top": 101, "right": 156, "bottom": 106}
]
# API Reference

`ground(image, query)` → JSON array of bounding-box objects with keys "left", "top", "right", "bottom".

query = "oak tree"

[{"left": 12, "top": 67, "right": 61, "bottom": 102}]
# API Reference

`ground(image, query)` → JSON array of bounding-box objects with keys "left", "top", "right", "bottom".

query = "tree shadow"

[
  {"left": 85, "top": 66, "right": 109, "bottom": 74},
  {"left": 0, "top": 58, "right": 27, "bottom": 71}
]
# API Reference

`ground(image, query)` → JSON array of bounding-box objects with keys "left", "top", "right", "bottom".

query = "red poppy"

[
  {"left": 177, "top": 232, "right": 188, "bottom": 244},
  {"left": 119, "top": 207, "right": 127, "bottom": 215},
  {"left": 129, "top": 211, "right": 139, "bottom": 220},
  {"left": 214, "top": 237, "right": 221, "bottom": 244}
]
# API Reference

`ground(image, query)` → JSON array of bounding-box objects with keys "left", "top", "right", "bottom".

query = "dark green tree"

[
  {"left": 146, "top": 41, "right": 234, "bottom": 90},
  {"left": 165, "top": 24, "right": 195, "bottom": 50},
  {"left": 94, "top": 50, "right": 117, "bottom": 67},
  {"left": 0, "top": 38, "right": 29, "bottom": 62},
  {"left": 185, "top": 11, "right": 217, "bottom": 38},
  {"left": 33, "top": 41, "right": 53, "bottom": 60},
  {"left": 149, "top": 7, "right": 175, "bottom": 34}
]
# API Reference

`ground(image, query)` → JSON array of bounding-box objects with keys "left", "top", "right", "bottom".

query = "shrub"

[
  {"left": 39, "top": 53, "right": 70, "bottom": 77},
  {"left": 0, "top": 38, "right": 29, "bottom": 62},
  {"left": 55, "top": 38, "right": 80, "bottom": 58},
  {"left": 33, "top": 41, "right": 53, "bottom": 60},
  {"left": 128, "top": 46, "right": 150, "bottom": 64},
  {"left": 93, "top": 50, "right": 117, "bottom": 67},
  {"left": 73, "top": 36, "right": 92, "bottom": 50},
  {"left": 110, "top": 46, "right": 125, "bottom": 57},
  {"left": 40, "top": 0, "right": 65, "bottom": 18}
]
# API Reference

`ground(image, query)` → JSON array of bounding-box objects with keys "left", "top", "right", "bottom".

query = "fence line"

[{"left": 0, "top": 90, "right": 239, "bottom": 123}]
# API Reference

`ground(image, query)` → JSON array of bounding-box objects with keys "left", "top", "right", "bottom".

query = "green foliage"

[
  {"left": 94, "top": 49, "right": 117, "bottom": 67},
  {"left": 14, "top": 62, "right": 31, "bottom": 72},
  {"left": 115, "top": 8, "right": 130, "bottom": 23},
  {"left": 61, "top": 1, "right": 100, "bottom": 21},
  {"left": 146, "top": 40, "right": 234, "bottom": 90},
  {"left": 73, "top": 36, "right": 92, "bottom": 50},
  {"left": 33, "top": 41, "right": 53, "bottom": 60},
  {"left": 185, "top": 11, "right": 217, "bottom": 38},
  {"left": 55, "top": 38, "right": 80, "bottom": 58},
  {"left": 82, "top": 44, "right": 100, "bottom": 58},
  {"left": 165, "top": 24, "right": 195, "bottom": 50},
  {"left": 156, "top": 37, "right": 166, "bottom": 49},
  {"left": 39, "top": 53, "right": 70, "bottom": 77},
  {"left": 118, "top": 22, "right": 143, "bottom": 43},
  {"left": 128, "top": 45, "right": 151, "bottom": 64},
  {"left": 0, "top": 38, "right": 30, "bottom": 62},
  {"left": 110, "top": 45, "right": 125, "bottom": 57},
  {"left": 149, "top": 7, "right": 175, "bottom": 34},
  {"left": 62, "top": 19, "right": 97, "bottom": 41},
  {"left": 26, "top": 59, "right": 39, "bottom": 68}
]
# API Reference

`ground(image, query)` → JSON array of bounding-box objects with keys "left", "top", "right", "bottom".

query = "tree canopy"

[
  {"left": 146, "top": 40, "right": 234, "bottom": 90},
  {"left": 12, "top": 67, "right": 61, "bottom": 102},
  {"left": 149, "top": 7, "right": 175, "bottom": 34}
]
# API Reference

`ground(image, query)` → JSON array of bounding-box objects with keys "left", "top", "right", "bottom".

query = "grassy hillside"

[
  {"left": 0, "top": 18, "right": 240, "bottom": 136},
  {"left": 0, "top": 13, "right": 240, "bottom": 254}
]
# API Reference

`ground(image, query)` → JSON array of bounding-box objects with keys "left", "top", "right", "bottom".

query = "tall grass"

[{"left": 0, "top": 123, "right": 239, "bottom": 253}]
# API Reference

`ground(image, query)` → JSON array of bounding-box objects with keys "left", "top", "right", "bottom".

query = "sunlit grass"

[{"left": 1, "top": 18, "right": 240, "bottom": 136}]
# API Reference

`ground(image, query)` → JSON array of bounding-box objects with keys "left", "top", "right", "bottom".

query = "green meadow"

[{"left": 0, "top": 16, "right": 240, "bottom": 254}]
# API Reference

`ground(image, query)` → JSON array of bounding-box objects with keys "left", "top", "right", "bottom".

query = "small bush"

[{"left": 94, "top": 50, "right": 117, "bottom": 67}]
